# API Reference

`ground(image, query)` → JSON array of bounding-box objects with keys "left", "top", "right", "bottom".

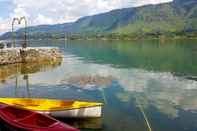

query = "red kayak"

[{"left": 0, "top": 103, "right": 80, "bottom": 131}]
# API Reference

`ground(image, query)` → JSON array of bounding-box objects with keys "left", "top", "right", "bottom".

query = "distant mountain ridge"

[{"left": 1, "top": 0, "right": 197, "bottom": 39}]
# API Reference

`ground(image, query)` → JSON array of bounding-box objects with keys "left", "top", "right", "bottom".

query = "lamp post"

[
  {"left": 19, "top": 17, "right": 27, "bottom": 48},
  {"left": 12, "top": 18, "right": 20, "bottom": 48},
  {"left": 12, "top": 16, "right": 28, "bottom": 48}
]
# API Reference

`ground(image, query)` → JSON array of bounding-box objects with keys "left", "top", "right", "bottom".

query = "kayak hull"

[
  {"left": 0, "top": 98, "right": 103, "bottom": 118},
  {"left": 39, "top": 106, "right": 102, "bottom": 118},
  {"left": 0, "top": 120, "right": 78, "bottom": 131},
  {"left": 0, "top": 103, "right": 79, "bottom": 131}
]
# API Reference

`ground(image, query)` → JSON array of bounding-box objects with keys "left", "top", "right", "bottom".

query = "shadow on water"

[{"left": 58, "top": 118, "right": 102, "bottom": 131}]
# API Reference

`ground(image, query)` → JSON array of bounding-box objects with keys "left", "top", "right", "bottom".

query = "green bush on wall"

[{"left": 0, "top": 43, "right": 5, "bottom": 49}]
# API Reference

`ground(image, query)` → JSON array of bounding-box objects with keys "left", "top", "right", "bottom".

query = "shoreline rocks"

[{"left": 0, "top": 47, "right": 63, "bottom": 65}]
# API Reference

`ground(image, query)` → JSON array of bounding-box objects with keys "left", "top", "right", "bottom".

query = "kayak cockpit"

[
  {"left": 1, "top": 106, "right": 33, "bottom": 121},
  {"left": 0, "top": 103, "right": 80, "bottom": 131},
  {"left": 0, "top": 106, "right": 58, "bottom": 128},
  {"left": 17, "top": 113, "right": 58, "bottom": 128}
]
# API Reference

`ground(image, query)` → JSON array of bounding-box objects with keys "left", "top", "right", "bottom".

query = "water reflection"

[
  {"left": 14, "top": 74, "right": 31, "bottom": 97},
  {"left": 61, "top": 75, "right": 114, "bottom": 91},
  {"left": 63, "top": 39, "right": 197, "bottom": 76},
  {"left": 1, "top": 40, "right": 197, "bottom": 131},
  {"left": 60, "top": 118, "right": 102, "bottom": 130},
  {"left": 58, "top": 53, "right": 197, "bottom": 120},
  {"left": 0, "top": 58, "right": 62, "bottom": 98},
  {"left": 0, "top": 59, "right": 62, "bottom": 84}
]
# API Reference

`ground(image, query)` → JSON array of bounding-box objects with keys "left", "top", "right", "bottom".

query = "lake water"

[{"left": 0, "top": 39, "right": 197, "bottom": 131}]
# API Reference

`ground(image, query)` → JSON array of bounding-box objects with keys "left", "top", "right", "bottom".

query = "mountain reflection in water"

[{"left": 0, "top": 39, "right": 197, "bottom": 131}]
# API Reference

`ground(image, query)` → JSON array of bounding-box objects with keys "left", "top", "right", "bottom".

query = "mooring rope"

[
  {"left": 134, "top": 94, "right": 152, "bottom": 131},
  {"left": 138, "top": 103, "right": 152, "bottom": 131}
]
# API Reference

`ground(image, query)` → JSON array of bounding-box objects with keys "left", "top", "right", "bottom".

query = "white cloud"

[
  {"left": 34, "top": 14, "right": 54, "bottom": 25},
  {"left": 131, "top": 0, "right": 173, "bottom": 6},
  {"left": 11, "top": 0, "right": 173, "bottom": 23},
  {"left": 11, "top": 6, "right": 29, "bottom": 18},
  {"left": 0, "top": 18, "right": 11, "bottom": 35},
  {"left": 0, "top": 0, "right": 173, "bottom": 34}
]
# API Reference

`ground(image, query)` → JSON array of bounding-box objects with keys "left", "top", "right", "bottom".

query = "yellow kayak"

[{"left": 0, "top": 98, "right": 103, "bottom": 118}]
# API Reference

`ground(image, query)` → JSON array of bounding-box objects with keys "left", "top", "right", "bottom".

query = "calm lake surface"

[{"left": 0, "top": 39, "right": 197, "bottom": 131}]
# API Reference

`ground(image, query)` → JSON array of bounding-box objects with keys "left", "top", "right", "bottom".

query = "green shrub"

[{"left": 0, "top": 43, "right": 5, "bottom": 49}]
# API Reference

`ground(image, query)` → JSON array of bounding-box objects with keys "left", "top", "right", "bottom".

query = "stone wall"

[
  {"left": 0, "top": 47, "right": 63, "bottom": 65},
  {"left": 0, "top": 48, "right": 22, "bottom": 65}
]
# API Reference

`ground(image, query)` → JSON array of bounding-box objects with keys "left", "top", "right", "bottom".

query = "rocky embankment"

[{"left": 0, "top": 47, "right": 62, "bottom": 65}]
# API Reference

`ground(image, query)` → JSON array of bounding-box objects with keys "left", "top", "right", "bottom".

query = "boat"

[
  {"left": 0, "top": 98, "right": 103, "bottom": 118},
  {"left": 0, "top": 103, "right": 79, "bottom": 131}
]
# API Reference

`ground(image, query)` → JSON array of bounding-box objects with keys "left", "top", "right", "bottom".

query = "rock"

[{"left": 0, "top": 47, "right": 63, "bottom": 65}]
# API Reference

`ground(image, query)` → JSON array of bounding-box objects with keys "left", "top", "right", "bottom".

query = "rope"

[{"left": 134, "top": 94, "right": 152, "bottom": 131}]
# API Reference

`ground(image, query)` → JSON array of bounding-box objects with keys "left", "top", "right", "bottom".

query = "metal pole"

[
  {"left": 19, "top": 17, "right": 27, "bottom": 48},
  {"left": 11, "top": 17, "right": 28, "bottom": 48},
  {"left": 12, "top": 18, "right": 20, "bottom": 48},
  {"left": 12, "top": 19, "right": 15, "bottom": 48}
]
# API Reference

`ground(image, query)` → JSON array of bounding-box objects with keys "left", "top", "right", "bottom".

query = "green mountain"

[
  {"left": 114, "top": 0, "right": 197, "bottom": 37},
  {"left": 1, "top": 0, "right": 197, "bottom": 39}
]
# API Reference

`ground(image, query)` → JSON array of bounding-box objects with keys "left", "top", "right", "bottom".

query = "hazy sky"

[{"left": 0, "top": 0, "right": 172, "bottom": 34}]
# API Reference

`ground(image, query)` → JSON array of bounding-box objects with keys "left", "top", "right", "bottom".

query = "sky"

[{"left": 0, "top": 0, "right": 173, "bottom": 34}]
